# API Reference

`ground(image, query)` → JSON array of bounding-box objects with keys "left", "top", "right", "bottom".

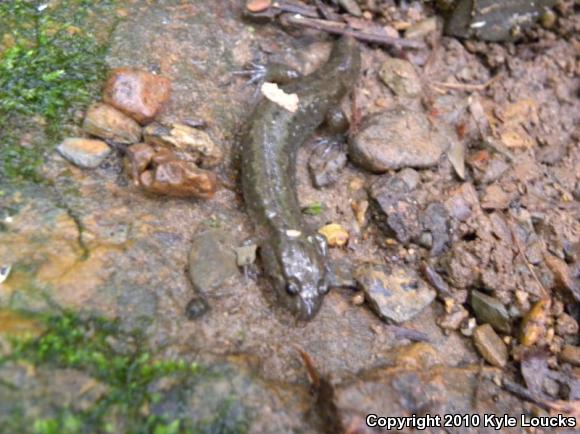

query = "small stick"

[
  {"left": 295, "top": 346, "right": 321, "bottom": 389},
  {"left": 429, "top": 74, "right": 502, "bottom": 92},
  {"left": 282, "top": 14, "right": 426, "bottom": 49},
  {"left": 388, "top": 325, "right": 431, "bottom": 343}
]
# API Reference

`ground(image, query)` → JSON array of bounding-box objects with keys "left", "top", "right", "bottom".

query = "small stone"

[
  {"left": 103, "top": 67, "right": 171, "bottom": 125},
  {"left": 397, "top": 168, "right": 421, "bottom": 190},
  {"left": 378, "top": 59, "right": 422, "bottom": 98},
  {"left": 520, "top": 299, "right": 550, "bottom": 346},
  {"left": 57, "top": 138, "right": 112, "bottom": 169},
  {"left": 556, "top": 313, "right": 579, "bottom": 336},
  {"left": 337, "top": 0, "right": 362, "bottom": 17},
  {"left": 349, "top": 107, "right": 451, "bottom": 172},
  {"left": 479, "top": 158, "right": 509, "bottom": 184},
  {"left": 560, "top": 346, "right": 580, "bottom": 366},
  {"left": 405, "top": 17, "right": 440, "bottom": 39},
  {"left": 318, "top": 223, "right": 349, "bottom": 247},
  {"left": 473, "top": 324, "right": 508, "bottom": 367},
  {"left": 235, "top": 244, "right": 257, "bottom": 267},
  {"left": 421, "top": 202, "right": 450, "bottom": 256},
  {"left": 354, "top": 264, "right": 435, "bottom": 323},
  {"left": 481, "top": 184, "right": 514, "bottom": 210},
  {"left": 143, "top": 123, "right": 223, "bottom": 168},
  {"left": 246, "top": 0, "right": 271, "bottom": 12},
  {"left": 470, "top": 290, "right": 511, "bottom": 334},
  {"left": 83, "top": 102, "right": 142, "bottom": 144},
  {"left": 438, "top": 305, "right": 469, "bottom": 331},
  {"left": 185, "top": 296, "right": 210, "bottom": 319},
  {"left": 541, "top": 9, "right": 557, "bottom": 29},
  {"left": 351, "top": 200, "right": 369, "bottom": 227},
  {"left": 545, "top": 254, "right": 580, "bottom": 302},
  {"left": 351, "top": 292, "right": 365, "bottom": 305},
  {"left": 308, "top": 140, "right": 347, "bottom": 188},
  {"left": 369, "top": 176, "right": 421, "bottom": 244},
  {"left": 140, "top": 160, "right": 217, "bottom": 199},
  {"left": 188, "top": 230, "right": 239, "bottom": 293},
  {"left": 445, "top": 183, "right": 479, "bottom": 221},
  {"left": 125, "top": 143, "right": 156, "bottom": 182},
  {"left": 460, "top": 318, "right": 477, "bottom": 337}
]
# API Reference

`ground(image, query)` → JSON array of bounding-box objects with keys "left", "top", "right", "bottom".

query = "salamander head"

[{"left": 263, "top": 232, "right": 329, "bottom": 320}]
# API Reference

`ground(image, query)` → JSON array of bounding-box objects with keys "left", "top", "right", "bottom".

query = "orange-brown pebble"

[
  {"left": 139, "top": 160, "right": 217, "bottom": 199},
  {"left": 246, "top": 0, "right": 271, "bottom": 13},
  {"left": 103, "top": 68, "right": 171, "bottom": 125}
]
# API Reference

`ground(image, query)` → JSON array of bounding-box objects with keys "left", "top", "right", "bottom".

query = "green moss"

[
  {"left": 0, "top": 0, "right": 118, "bottom": 182},
  {"left": 0, "top": 310, "right": 249, "bottom": 434},
  {"left": 302, "top": 201, "right": 324, "bottom": 216}
]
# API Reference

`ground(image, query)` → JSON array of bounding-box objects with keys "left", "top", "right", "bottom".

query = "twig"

[
  {"left": 387, "top": 325, "right": 431, "bottom": 343},
  {"left": 429, "top": 74, "right": 502, "bottom": 92},
  {"left": 502, "top": 378, "right": 552, "bottom": 411},
  {"left": 295, "top": 345, "right": 321, "bottom": 389},
  {"left": 508, "top": 217, "right": 550, "bottom": 300},
  {"left": 282, "top": 14, "right": 426, "bottom": 49}
]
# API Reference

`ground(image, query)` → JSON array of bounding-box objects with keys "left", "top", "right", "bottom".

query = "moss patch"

[
  {"left": 0, "top": 310, "right": 250, "bottom": 433},
  {"left": 0, "top": 0, "right": 118, "bottom": 182}
]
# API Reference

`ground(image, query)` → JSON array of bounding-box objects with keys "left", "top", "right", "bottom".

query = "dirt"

[{"left": 0, "top": 0, "right": 579, "bottom": 433}]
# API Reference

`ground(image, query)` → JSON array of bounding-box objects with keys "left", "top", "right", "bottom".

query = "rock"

[
  {"left": 438, "top": 306, "right": 469, "bottom": 331},
  {"left": 473, "top": 324, "right": 508, "bottom": 367},
  {"left": 397, "top": 168, "right": 420, "bottom": 190},
  {"left": 545, "top": 254, "right": 580, "bottom": 302},
  {"left": 405, "top": 17, "right": 441, "bottom": 39},
  {"left": 308, "top": 140, "right": 347, "bottom": 188},
  {"left": 82, "top": 102, "right": 142, "bottom": 144},
  {"left": 378, "top": 59, "right": 422, "bottom": 98},
  {"left": 246, "top": 0, "right": 272, "bottom": 13},
  {"left": 56, "top": 138, "right": 112, "bottom": 169},
  {"left": 235, "top": 244, "right": 257, "bottom": 267},
  {"left": 481, "top": 184, "right": 514, "bottom": 210},
  {"left": 318, "top": 223, "right": 349, "bottom": 247},
  {"left": 519, "top": 299, "right": 550, "bottom": 346},
  {"left": 348, "top": 107, "right": 451, "bottom": 172},
  {"left": 421, "top": 203, "right": 450, "bottom": 256},
  {"left": 321, "top": 346, "right": 524, "bottom": 433},
  {"left": 470, "top": 290, "right": 511, "bottom": 334},
  {"left": 103, "top": 67, "right": 171, "bottom": 125},
  {"left": 185, "top": 296, "right": 210, "bottom": 319},
  {"left": 445, "top": 183, "right": 479, "bottom": 221},
  {"left": 369, "top": 175, "right": 421, "bottom": 244},
  {"left": 556, "top": 313, "right": 579, "bottom": 336},
  {"left": 139, "top": 160, "right": 217, "bottom": 199},
  {"left": 143, "top": 123, "right": 223, "bottom": 168},
  {"left": 560, "top": 346, "right": 580, "bottom": 366},
  {"left": 125, "top": 143, "right": 156, "bottom": 182},
  {"left": 354, "top": 264, "right": 435, "bottom": 323},
  {"left": 445, "top": 0, "right": 558, "bottom": 42},
  {"left": 337, "top": 0, "right": 362, "bottom": 17},
  {"left": 478, "top": 158, "right": 509, "bottom": 184},
  {"left": 188, "top": 230, "right": 239, "bottom": 293}
]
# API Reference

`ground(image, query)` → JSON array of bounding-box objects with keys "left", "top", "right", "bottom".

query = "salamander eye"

[{"left": 286, "top": 280, "right": 300, "bottom": 296}]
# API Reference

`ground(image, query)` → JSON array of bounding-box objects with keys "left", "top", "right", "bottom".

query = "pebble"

[
  {"left": 188, "top": 229, "right": 239, "bottom": 293},
  {"left": 556, "top": 313, "right": 579, "bottom": 336},
  {"left": 56, "top": 138, "right": 112, "bottom": 169},
  {"left": 481, "top": 184, "right": 514, "bottom": 210},
  {"left": 308, "top": 140, "right": 347, "bottom": 188},
  {"left": 519, "top": 299, "right": 550, "bottom": 346},
  {"left": 318, "top": 223, "right": 349, "bottom": 247},
  {"left": 560, "top": 345, "right": 580, "bottom": 366},
  {"left": 545, "top": 254, "right": 580, "bottom": 302},
  {"left": 469, "top": 290, "right": 511, "bottom": 334},
  {"left": 143, "top": 123, "right": 223, "bottom": 168},
  {"left": 369, "top": 175, "right": 421, "bottom": 245},
  {"left": 351, "top": 293, "right": 365, "bottom": 306},
  {"left": 246, "top": 0, "right": 271, "bottom": 13},
  {"left": 404, "top": 17, "right": 440, "bottom": 39},
  {"left": 139, "top": 159, "right": 217, "bottom": 199},
  {"left": 378, "top": 59, "right": 422, "bottom": 98},
  {"left": 83, "top": 102, "right": 142, "bottom": 144},
  {"left": 337, "top": 0, "right": 362, "bottom": 17},
  {"left": 473, "top": 324, "right": 508, "bottom": 367},
  {"left": 354, "top": 264, "right": 435, "bottom": 323},
  {"left": 444, "top": 183, "right": 479, "bottom": 221},
  {"left": 348, "top": 107, "right": 450, "bottom": 172},
  {"left": 235, "top": 244, "right": 257, "bottom": 267},
  {"left": 438, "top": 305, "right": 469, "bottom": 331},
  {"left": 185, "top": 296, "right": 210, "bottom": 319},
  {"left": 422, "top": 202, "right": 450, "bottom": 256},
  {"left": 103, "top": 67, "right": 171, "bottom": 125}
]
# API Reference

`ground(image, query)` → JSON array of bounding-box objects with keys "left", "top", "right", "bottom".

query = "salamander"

[{"left": 241, "top": 36, "right": 361, "bottom": 320}]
